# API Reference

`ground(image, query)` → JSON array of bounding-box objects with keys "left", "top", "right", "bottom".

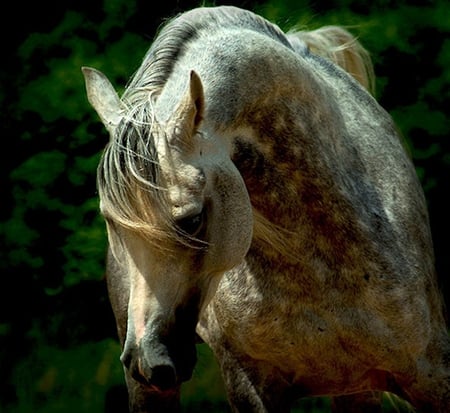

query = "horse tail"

[{"left": 287, "top": 26, "right": 376, "bottom": 95}]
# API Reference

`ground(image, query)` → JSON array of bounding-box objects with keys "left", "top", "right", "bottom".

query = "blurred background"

[{"left": 1, "top": 0, "right": 449, "bottom": 412}]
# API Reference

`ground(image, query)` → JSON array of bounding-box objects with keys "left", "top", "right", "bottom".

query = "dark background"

[{"left": 1, "top": 0, "right": 449, "bottom": 412}]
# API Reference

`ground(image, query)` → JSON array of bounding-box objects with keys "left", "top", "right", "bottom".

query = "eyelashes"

[{"left": 175, "top": 209, "right": 205, "bottom": 238}]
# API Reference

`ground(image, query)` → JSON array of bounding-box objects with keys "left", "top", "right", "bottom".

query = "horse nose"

[
  {"left": 150, "top": 364, "right": 177, "bottom": 390},
  {"left": 120, "top": 342, "right": 178, "bottom": 390}
]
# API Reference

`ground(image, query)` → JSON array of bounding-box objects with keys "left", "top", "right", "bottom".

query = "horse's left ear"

[{"left": 172, "top": 70, "right": 204, "bottom": 150}]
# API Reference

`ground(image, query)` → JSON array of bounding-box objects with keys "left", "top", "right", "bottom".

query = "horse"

[{"left": 82, "top": 6, "right": 450, "bottom": 412}]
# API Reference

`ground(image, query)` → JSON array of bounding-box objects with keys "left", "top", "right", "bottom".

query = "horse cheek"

[{"left": 208, "top": 165, "right": 253, "bottom": 271}]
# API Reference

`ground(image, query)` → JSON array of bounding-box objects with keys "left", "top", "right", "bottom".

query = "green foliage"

[
  {"left": 7, "top": 339, "right": 124, "bottom": 413},
  {"left": 181, "top": 344, "right": 230, "bottom": 412},
  {"left": 2, "top": 0, "right": 449, "bottom": 412}
]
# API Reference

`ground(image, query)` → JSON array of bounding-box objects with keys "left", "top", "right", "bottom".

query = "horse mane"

[
  {"left": 287, "top": 26, "right": 376, "bottom": 94},
  {"left": 97, "top": 107, "right": 177, "bottom": 249},
  {"left": 252, "top": 209, "right": 300, "bottom": 261}
]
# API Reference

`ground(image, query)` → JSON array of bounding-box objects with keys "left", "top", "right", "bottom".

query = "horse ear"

[
  {"left": 188, "top": 70, "right": 204, "bottom": 129},
  {"left": 82, "top": 67, "right": 125, "bottom": 135},
  {"left": 171, "top": 70, "right": 204, "bottom": 150}
]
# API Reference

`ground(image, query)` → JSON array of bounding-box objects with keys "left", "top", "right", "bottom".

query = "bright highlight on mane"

[
  {"left": 97, "top": 102, "right": 208, "bottom": 254},
  {"left": 97, "top": 107, "right": 173, "bottom": 248},
  {"left": 289, "top": 26, "right": 376, "bottom": 94},
  {"left": 252, "top": 209, "right": 298, "bottom": 261}
]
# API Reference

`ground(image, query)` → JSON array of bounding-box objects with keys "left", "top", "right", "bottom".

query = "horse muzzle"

[
  {"left": 120, "top": 330, "right": 197, "bottom": 391},
  {"left": 121, "top": 286, "right": 202, "bottom": 390}
]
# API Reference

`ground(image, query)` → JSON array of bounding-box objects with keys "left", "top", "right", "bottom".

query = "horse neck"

[
  {"left": 226, "top": 80, "right": 345, "bottom": 225},
  {"left": 229, "top": 102, "right": 345, "bottom": 252},
  {"left": 160, "top": 29, "right": 366, "bottom": 264},
  {"left": 220, "top": 76, "right": 370, "bottom": 268}
]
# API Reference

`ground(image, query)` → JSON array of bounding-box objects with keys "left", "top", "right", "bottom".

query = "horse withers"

[{"left": 83, "top": 6, "right": 450, "bottom": 412}]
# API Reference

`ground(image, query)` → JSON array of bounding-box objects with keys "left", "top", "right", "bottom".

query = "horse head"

[{"left": 82, "top": 67, "right": 253, "bottom": 391}]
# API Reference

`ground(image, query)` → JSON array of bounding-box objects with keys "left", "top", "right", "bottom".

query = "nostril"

[{"left": 150, "top": 364, "right": 177, "bottom": 390}]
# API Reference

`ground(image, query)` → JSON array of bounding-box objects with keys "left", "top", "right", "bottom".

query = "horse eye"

[{"left": 176, "top": 210, "right": 205, "bottom": 237}]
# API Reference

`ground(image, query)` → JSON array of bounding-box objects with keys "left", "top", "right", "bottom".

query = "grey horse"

[{"left": 83, "top": 6, "right": 450, "bottom": 412}]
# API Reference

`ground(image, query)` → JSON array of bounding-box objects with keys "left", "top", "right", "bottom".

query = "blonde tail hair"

[{"left": 288, "top": 26, "right": 376, "bottom": 95}]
